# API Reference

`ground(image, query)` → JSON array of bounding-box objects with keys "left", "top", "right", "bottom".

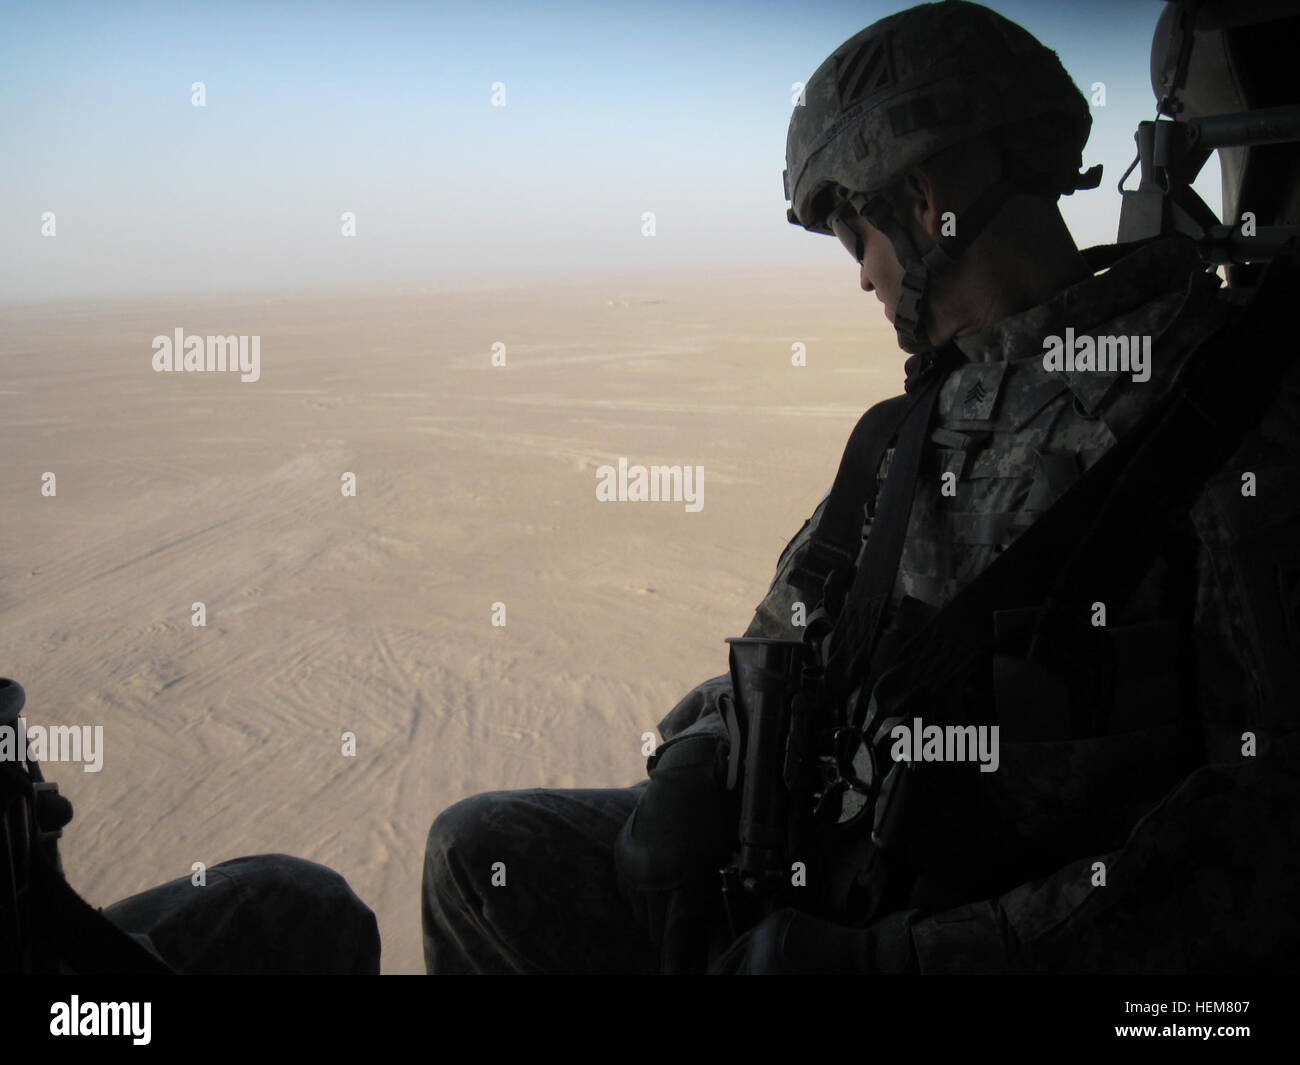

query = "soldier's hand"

[
  {"left": 613, "top": 718, "right": 738, "bottom": 960},
  {"left": 707, "top": 907, "right": 921, "bottom": 974}
]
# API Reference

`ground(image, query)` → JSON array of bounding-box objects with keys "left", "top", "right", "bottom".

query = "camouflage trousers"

[
  {"left": 422, "top": 784, "right": 661, "bottom": 974},
  {"left": 102, "top": 853, "right": 381, "bottom": 974}
]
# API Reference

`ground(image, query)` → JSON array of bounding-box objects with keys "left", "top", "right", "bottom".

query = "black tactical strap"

[
  {"left": 788, "top": 394, "right": 909, "bottom": 597},
  {"left": 789, "top": 347, "right": 963, "bottom": 599},
  {"left": 824, "top": 344, "right": 966, "bottom": 706},
  {"left": 857, "top": 241, "right": 1298, "bottom": 736},
  {"left": 1079, "top": 237, "right": 1166, "bottom": 273}
]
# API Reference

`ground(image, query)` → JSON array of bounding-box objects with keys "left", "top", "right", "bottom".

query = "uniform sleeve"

[
  {"left": 741, "top": 493, "right": 833, "bottom": 641},
  {"left": 907, "top": 738, "right": 1300, "bottom": 972},
  {"left": 907, "top": 361, "right": 1300, "bottom": 974},
  {"left": 656, "top": 494, "right": 831, "bottom": 742},
  {"left": 909, "top": 738, "right": 1300, "bottom": 972}
]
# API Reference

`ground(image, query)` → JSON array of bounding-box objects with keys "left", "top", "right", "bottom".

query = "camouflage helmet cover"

[{"left": 785, "top": 0, "right": 1096, "bottom": 235}]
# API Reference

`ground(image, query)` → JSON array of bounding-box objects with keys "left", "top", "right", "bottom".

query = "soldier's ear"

[{"left": 900, "top": 169, "right": 943, "bottom": 242}]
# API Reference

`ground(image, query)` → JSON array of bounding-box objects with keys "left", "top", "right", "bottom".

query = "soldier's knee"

[
  {"left": 424, "top": 792, "right": 511, "bottom": 890},
  {"left": 202, "top": 854, "right": 381, "bottom": 974},
  {"left": 214, "top": 853, "right": 354, "bottom": 901}
]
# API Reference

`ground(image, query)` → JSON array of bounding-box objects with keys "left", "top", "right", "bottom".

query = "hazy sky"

[{"left": 1, "top": 0, "right": 1220, "bottom": 302}]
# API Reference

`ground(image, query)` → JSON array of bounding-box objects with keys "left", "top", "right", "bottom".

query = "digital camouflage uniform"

[
  {"left": 660, "top": 233, "right": 1300, "bottom": 972},
  {"left": 423, "top": 233, "right": 1300, "bottom": 973}
]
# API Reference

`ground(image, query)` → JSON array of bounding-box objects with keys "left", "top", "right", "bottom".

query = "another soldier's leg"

[
  {"left": 423, "top": 784, "right": 658, "bottom": 974},
  {"left": 102, "top": 853, "right": 381, "bottom": 974}
]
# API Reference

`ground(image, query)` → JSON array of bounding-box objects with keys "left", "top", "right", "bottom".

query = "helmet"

[{"left": 784, "top": 0, "right": 1102, "bottom": 353}]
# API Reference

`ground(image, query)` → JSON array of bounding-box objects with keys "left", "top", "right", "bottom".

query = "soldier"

[{"left": 423, "top": 0, "right": 1300, "bottom": 974}]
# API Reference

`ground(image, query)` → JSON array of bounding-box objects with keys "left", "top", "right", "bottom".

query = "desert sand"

[{"left": 1, "top": 267, "right": 903, "bottom": 973}]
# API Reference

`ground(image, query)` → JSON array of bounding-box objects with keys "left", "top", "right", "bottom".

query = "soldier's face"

[
  {"left": 852, "top": 211, "right": 904, "bottom": 321},
  {"left": 846, "top": 214, "right": 907, "bottom": 324}
]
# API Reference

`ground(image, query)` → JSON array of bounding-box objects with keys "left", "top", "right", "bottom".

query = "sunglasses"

[{"left": 827, "top": 200, "right": 864, "bottom": 264}]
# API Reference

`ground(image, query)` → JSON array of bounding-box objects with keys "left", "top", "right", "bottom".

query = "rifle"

[{"left": 716, "top": 617, "right": 875, "bottom": 938}]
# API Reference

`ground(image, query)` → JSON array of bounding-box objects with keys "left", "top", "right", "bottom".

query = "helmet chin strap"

[
  {"left": 852, "top": 178, "right": 1020, "bottom": 354},
  {"left": 847, "top": 160, "right": 1103, "bottom": 354}
]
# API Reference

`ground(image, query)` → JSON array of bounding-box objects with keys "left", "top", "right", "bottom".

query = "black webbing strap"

[
  {"left": 857, "top": 241, "right": 1298, "bottom": 735},
  {"left": 789, "top": 347, "right": 965, "bottom": 599},
  {"left": 824, "top": 343, "right": 967, "bottom": 704},
  {"left": 788, "top": 394, "right": 909, "bottom": 597},
  {"left": 1079, "top": 237, "right": 1166, "bottom": 274}
]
